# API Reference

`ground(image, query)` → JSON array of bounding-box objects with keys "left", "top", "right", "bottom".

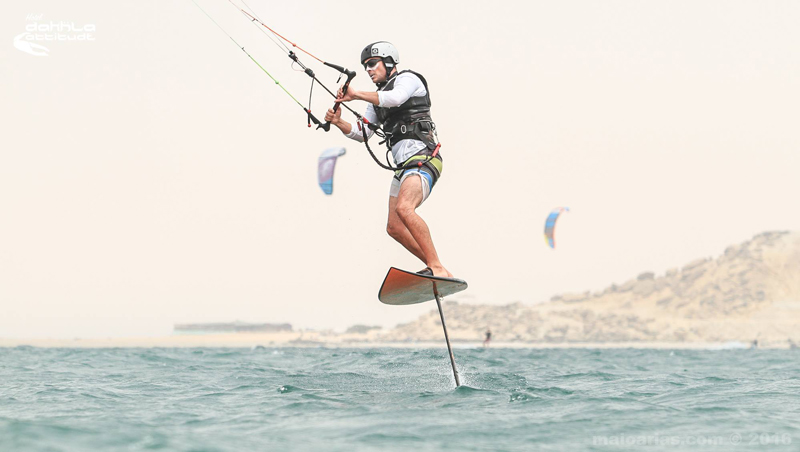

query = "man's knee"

[
  {"left": 394, "top": 200, "right": 416, "bottom": 222},
  {"left": 386, "top": 216, "right": 404, "bottom": 239},
  {"left": 386, "top": 222, "right": 399, "bottom": 239}
]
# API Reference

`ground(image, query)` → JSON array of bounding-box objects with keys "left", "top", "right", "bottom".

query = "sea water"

[{"left": 0, "top": 347, "right": 798, "bottom": 451}]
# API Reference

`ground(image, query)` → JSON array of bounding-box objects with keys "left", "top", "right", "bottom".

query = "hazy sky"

[{"left": 2, "top": 1, "right": 799, "bottom": 338}]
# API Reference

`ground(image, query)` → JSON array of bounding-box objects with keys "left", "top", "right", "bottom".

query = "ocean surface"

[{"left": 1, "top": 346, "right": 798, "bottom": 451}]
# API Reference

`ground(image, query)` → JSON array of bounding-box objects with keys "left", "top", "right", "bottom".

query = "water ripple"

[{"left": 0, "top": 347, "right": 797, "bottom": 451}]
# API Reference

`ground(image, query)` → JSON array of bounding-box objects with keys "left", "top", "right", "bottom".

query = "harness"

[
  {"left": 369, "top": 70, "right": 442, "bottom": 185},
  {"left": 375, "top": 70, "right": 438, "bottom": 150}
]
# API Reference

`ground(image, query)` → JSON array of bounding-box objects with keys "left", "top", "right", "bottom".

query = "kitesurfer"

[{"left": 325, "top": 41, "right": 452, "bottom": 278}]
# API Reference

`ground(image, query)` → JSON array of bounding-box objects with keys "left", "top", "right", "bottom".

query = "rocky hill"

[{"left": 379, "top": 232, "right": 800, "bottom": 347}]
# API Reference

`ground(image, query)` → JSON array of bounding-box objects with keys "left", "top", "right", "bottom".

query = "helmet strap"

[{"left": 375, "top": 63, "right": 398, "bottom": 88}]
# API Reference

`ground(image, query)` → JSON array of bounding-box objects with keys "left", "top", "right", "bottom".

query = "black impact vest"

[{"left": 374, "top": 70, "right": 438, "bottom": 150}]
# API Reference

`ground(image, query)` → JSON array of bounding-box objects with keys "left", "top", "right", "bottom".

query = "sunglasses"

[{"left": 363, "top": 59, "right": 382, "bottom": 70}]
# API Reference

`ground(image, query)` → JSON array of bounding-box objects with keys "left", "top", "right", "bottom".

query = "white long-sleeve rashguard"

[{"left": 345, "top": 71, "right": 429, "bottom": 164}]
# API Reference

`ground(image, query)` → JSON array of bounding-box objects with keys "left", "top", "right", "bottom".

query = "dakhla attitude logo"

[{"left": 14, "top": 14, "right": 96, "bottom": 57}]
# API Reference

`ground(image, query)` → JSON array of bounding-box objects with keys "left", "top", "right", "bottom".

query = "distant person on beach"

[{"left": 483, "top": 329, "right": 492, "bottom": 347}]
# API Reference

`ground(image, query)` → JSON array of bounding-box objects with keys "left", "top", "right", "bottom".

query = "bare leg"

[
  {"left": 393, "top": 175, "right": 452, "bottom": 278},
  {"left": 386, "top": 195, "right": 427, "bottom": 264}
]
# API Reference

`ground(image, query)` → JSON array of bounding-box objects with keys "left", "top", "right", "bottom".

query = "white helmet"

[{"left": 360, "top": 41, "right": 399, "bottom": 70}]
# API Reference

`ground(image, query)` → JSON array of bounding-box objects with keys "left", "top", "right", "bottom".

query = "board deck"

[{"left": 378, "top": 267, "right": 468, "bottom": 305}]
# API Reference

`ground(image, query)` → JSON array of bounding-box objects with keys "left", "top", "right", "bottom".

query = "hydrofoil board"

[{"left": 378, "top": 267, "right": 468, "bottom": 305}]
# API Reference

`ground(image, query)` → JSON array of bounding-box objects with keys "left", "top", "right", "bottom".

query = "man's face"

[{"left": 363, "top": 57, "right": 386, "bottom": 83}]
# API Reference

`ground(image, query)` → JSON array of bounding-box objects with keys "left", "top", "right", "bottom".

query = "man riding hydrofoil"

[{"left": 324, "top": 41, "right": 452, "bottom": 278}]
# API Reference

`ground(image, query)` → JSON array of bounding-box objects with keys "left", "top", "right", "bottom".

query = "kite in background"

[
  {"left": 544, "top": 207, "right": 569, "bottom": 249},
  {"left": 317, "top": 147, "right": 346, "bottom": 195}
]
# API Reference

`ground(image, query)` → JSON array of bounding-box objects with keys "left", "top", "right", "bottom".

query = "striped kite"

[
  {"left": 544, "top": 207, "right": 569, "bottom": 249},
  {"left": 317, "top": 147, "right": 346, "bottom": 195}
]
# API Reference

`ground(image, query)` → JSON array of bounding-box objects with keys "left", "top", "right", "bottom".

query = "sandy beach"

[
  {"left": 4, "top": 232, "right": 797, "bottom": 351},
  {"left": 0, "top": 332, "right": 774, "bottom": 350}
]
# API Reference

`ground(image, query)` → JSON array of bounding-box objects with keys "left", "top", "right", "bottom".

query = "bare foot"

[{"left": 430, "top": 265, "right": 453, "bottom": 278}]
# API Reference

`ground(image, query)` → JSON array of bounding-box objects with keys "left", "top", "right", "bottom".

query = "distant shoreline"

[{"left": 0, "top": 333, "right": 787, "bottom": 350}]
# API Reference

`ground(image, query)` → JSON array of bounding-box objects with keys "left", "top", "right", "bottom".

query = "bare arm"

[
  {"left": 324, "top": 104, "right": 377, "bottom": 142},
  {"left": 324, "top": 107, "right": 352, "bottom": 135},
  {"left": 335, "top": 88, "right": 380, "bottom": 106},
  {"left": 325, "top": 85, "right": 378, "bottom": 135}
]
